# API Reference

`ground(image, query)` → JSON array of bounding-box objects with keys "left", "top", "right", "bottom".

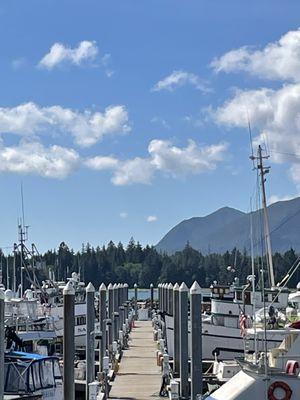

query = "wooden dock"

[{"left": 109, "top": 320, "right": 161, "bottom": 400}]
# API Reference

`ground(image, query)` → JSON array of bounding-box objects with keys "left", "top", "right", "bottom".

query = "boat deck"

[{"left": 109, "top": 320, "right": 161, "bottom": 400}]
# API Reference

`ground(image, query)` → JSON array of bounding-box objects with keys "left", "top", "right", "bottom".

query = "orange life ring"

[{"left": 268, "top": 381, "right": 292, "bottom": 400}]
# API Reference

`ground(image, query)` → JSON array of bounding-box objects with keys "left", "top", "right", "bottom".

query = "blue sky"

[{"left": 1, "top": 0, "right": 300, "bottom": 252}]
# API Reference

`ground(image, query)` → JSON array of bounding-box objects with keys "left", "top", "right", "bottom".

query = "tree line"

[{"left": 0, "top": 239, "right": 299, "bottom": 289}]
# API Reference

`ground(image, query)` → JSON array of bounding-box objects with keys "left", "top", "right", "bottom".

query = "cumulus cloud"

[
  {"left": 120, "top": 212, "right": 128, "bottom": 219},
  {"left": 0, "top": 140, "right": 80, "bottom": 179},
  {"left": 214, "top": 84, "right": 300, "bottom": 166},
  {"left": 39, "top": 41, "right": 98, "bottom": 69},
  {"left": 211, "top": 29, "right": 300, "bottom": 82},
  {"left": 147, "top": 215, "right": 157, "bottom": 222},
  {"left": 149, "top": 139, "right": 228, "bottom": 176},
  {"left": 85, "top": 139, "right": 227, "bottom": 185},
  {"left": 0, "top": 102, "right": 130, "bottom": 147},
  {"left": 152, "top": 70, "right": 211, "bottom": 93}
]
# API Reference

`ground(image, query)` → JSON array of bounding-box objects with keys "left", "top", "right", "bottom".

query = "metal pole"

[
  {"left": 179, "top": 283, "right": 189, "bottom": 399},
  {"left": 173, "top": 283, "right": 180, "bottom": 375},
  {"left": 0, "top": 290, "right": 5, "bottom": 399},
  {"left": 150, "top": 283, "right": 154, "bottom": 309},
  {"left": 168, "top": 283, "right": 174, "bottom": 315},
  {"left": 63, "top": 281, "right": 75, "bottom": 400},
  {"left": 190, "top": 281, "right": 202, "bottom": 400},
  {"left": 108, "top": 283, "right": 113, "bottom": 348},
  {"left": 86, "top": 283, "right": 95, "bottom": 400},
  {"left": 99, "top": 283, "right": 107, "bottom": 372},
  {"left": 134, "top": 283, "right": 138, "bottom": 320}
]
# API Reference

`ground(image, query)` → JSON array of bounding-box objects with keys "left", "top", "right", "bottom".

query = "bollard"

[
  {"left": 150, "top": 283, "right": 154, "bottom": 309},
  {"left": 190, "top": 281, "right": 202, "bottom": 400},
  {"left": 0, "top": 290, "right": 4, "bottom": 400},
  {"left": 168, "top": 283, "right": 174, "bottom": 315},
  {"left": 179, "top": 282, "right": 189, "bottom": 399},
  {"left": 108, "top": 283, "right": 114, "bottom": 347},
  {"left": 173, "top": 283, "right": 180, "bottom": 375},
  {"left": 134, "top": 283, "right": 138, "bottom": 320},
  {"left": 99, "top": 283, "right": 107, "bottom": 372},
  {"left": 86, "top": 282, "right": 95, "bottom": 400},
  {"left": 63, "top": 281, "right": 75, "bottom": 400}
]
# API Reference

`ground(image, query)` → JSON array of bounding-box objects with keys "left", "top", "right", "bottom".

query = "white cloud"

[
  {"left": 152, "top": 70, "right": 211, "bottom": 93},
  {"left": 120, "top": 212, "right": 128, "bottom": 219},
  {"left": 147, "top": 215, "right": 157, "bottom": 222},
  {"left": 84, "top": 156, "right": 119, "bottom": 170},
  {"left": 0, "top": 102, "right": 130, "bottom": 147},
  {"left": 85, "top": 139, "right": 227, "bottom": 185},
  {"left": 211, "top": 29, "right": 300, "bottom": 82},
  {"left": 38, "top": 41, "right": 98, "bottom": 70},
  {"left": 149, "top": 139, "right": 228, "bottom": 176},
  {"left": 214, "top": 84, "right": 300, "bottom": 166},
  {"left": 0, "top": 140, "right": 80, "bottom": 179},
  {"left": 112, "top": 157, "right": 155, "bottom": 186}
]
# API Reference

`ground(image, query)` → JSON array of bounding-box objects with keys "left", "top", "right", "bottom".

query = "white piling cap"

[
  {"left": 113, "top": 283, "right": 118, "bottom": 288},
  {"left": 150, "top": 283, "right": 154, "bottom": 288},
  {"left": 134, "top": 283, "right": 138, "bottom": 288},
  {"left": 168, "top": 283, "right": 174, "bottom": 289},
  {"left": 63, "top": 281, "right": 75, "bottom": 295},
  {"left": 86, "top": 282, "right": 95, "bottom": 293},
  {"left": 190, "top": 281, "right": 201, "bottom": 294},
  {"left": 173, "top": 283, "right": 179, "bottom": 291},
  {"left": 179, "top": 282, "right": 188, "bottom": 292},
  {"left": 108, "top": 283, "right": 113, "bottom": 290},
  {"left": 100, "top": 283, "right": 107, "bottom": 291},
  {"left": 124, "top": 283, "right": 128, "bottom": 288}
]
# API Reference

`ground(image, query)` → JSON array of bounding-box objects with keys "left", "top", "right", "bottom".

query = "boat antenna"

[
  {"left": 21, "top": 182, "right": 25, "bottom": 229},
  {"left": 250, "top": 145, "right": 275, "bottom": 288}
]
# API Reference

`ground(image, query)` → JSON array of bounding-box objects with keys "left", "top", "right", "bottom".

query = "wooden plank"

[{"left": 109, "top": 320, "right": 161, "bottom": 400}]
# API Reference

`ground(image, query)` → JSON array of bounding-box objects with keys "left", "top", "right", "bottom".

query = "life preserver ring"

[{"left": 268, "top": 381, "right": 292, "bottom": 400}]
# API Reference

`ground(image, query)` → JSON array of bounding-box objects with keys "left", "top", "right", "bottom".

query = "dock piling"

[
  {"left": 86, "top": 282, "right": 95, "bottom": 400},
  {"left": 108, "top": 283, "right": 114, "bottom": 348},
  {"left": 179, "top": 282, "right": 189, "bottom": 399},
  {"left": 190, "top": 281, "right": 202, "bottom": 400},
  {"left": 134, "top": 283, "right": 138, "bottom": 319},
  {"left": 173, "top": 283, "right": 180, "bottom": 375},
  {"left": 0, "top": 290, "right": 5, "bottom": 400},
  {"left": 168, "top": 283, "right": 174, "bottom": 315},
  {"left": 150, "top": 283, "right": 154, "bottom": 309},
  {"left": 99, "top": 283, "right": 107, "bottom": 372},
  {"left": 63, "top": 281, "right": 75, "bottom": 400}
]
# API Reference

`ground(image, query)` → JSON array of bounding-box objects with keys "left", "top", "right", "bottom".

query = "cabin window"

[{"left": 76, "top": 316, "right": 86, "bottom": 325}]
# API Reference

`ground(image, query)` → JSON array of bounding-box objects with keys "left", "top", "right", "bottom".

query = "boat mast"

[{"left": 251, "top": 145, "right": 275, "bottom": 288}]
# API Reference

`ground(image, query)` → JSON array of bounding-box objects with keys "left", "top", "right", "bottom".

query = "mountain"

[{"left": 156, "top": 197, "right": 300, "bottom": 254}]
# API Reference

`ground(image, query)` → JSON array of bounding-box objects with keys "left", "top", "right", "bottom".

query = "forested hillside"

[{"left": 1, "top": 239, "right": 299, "bottom": 289}]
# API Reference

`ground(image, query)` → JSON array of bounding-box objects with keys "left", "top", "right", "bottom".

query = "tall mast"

[{"left": 251, "top": 145, "right": 275, "bottom": 287}]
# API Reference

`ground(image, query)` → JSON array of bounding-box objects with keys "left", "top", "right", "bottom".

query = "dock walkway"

[{"left": 109, "top": 320, "right": 161, "bottom": 400}]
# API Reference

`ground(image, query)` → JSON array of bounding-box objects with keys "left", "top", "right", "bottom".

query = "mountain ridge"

[{"left": 156, "top": 197, "right": 300, "bottom": 254}]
